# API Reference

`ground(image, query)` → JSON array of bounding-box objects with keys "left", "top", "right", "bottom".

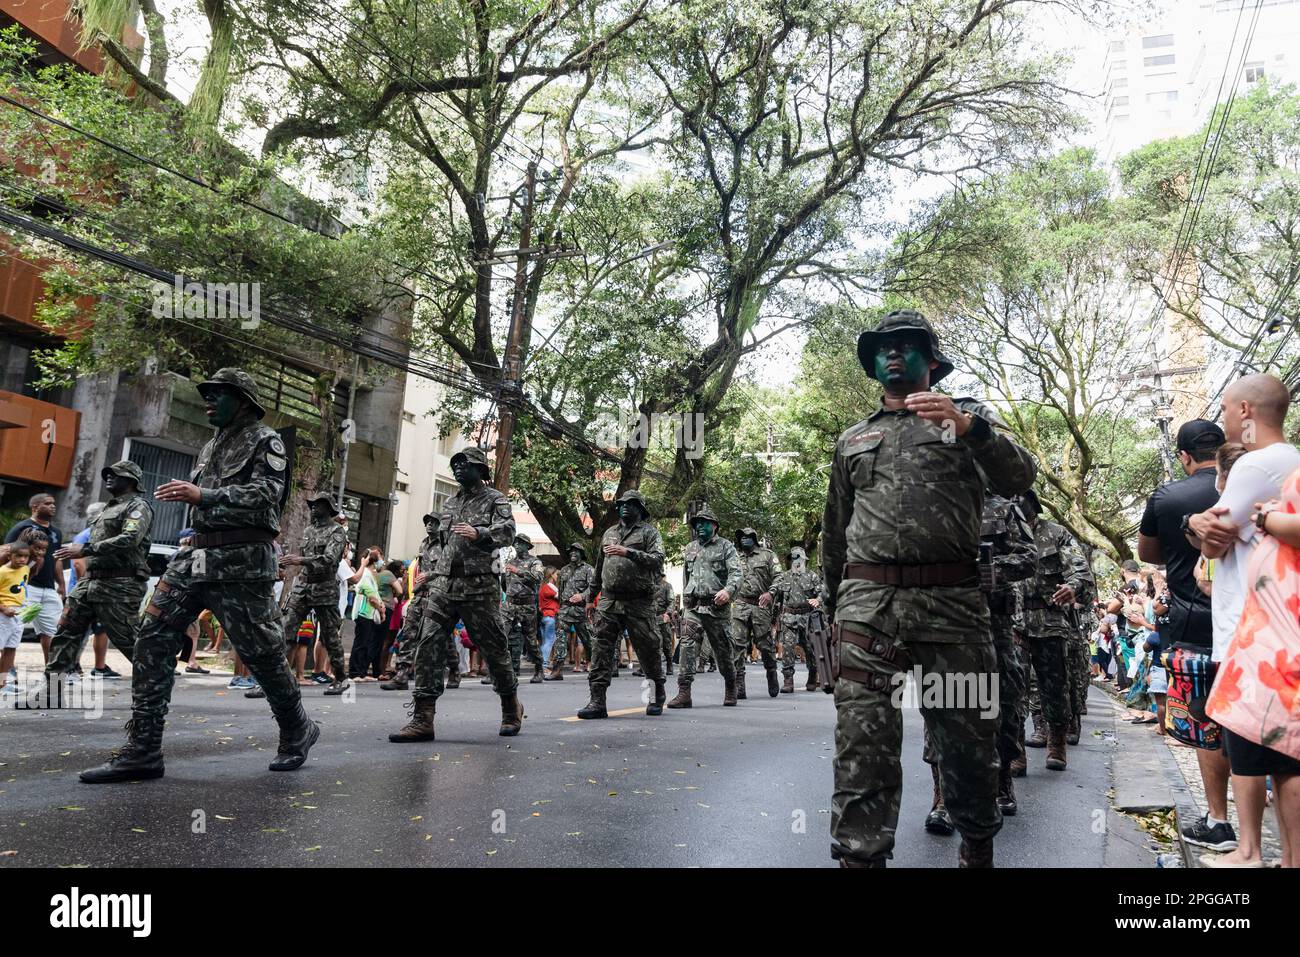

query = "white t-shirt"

[
  {"left": 337, "top": 560, "right": 353, "bottom": 616},
  {"left": 1210, "top": 441, "right": 1300, "bottom": 660}
]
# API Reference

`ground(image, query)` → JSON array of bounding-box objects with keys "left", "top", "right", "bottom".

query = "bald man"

[{"left": 1185, "top": 372, "right": 1300, "bottom": 865}]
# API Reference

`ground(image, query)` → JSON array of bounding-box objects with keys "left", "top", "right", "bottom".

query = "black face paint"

[
  {"left": 204, "top": 387, "right": 243, "bottom": 427},
  {"left": 106, "top": 475, "right": 133, "bottom": 498},
  {"left": 452, "top": 459, "right": 478, "bottom": 488},
  {"left": 740, "top": 536, "right": 756, "bottom": 550}
]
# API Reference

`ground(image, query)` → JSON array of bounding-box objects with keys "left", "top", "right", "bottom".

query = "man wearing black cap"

[
  {"left": 278, "top": 491, "right": 350, "bottom": 695},
  {"left": 1138, "top": 418, "right": 1236, "bottom": 851},
  {"left": 823, "top": 309, "right": 1036, "bottom": 868},
  {"left": 45, "top": 460, "right": 154, "bottom": 678}
]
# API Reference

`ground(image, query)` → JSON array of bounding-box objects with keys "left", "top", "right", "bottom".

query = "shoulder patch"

[
  {"left": 265, "top": 452, "right": 287, "bottom": 472},
  {"left": 494, "top": 500, "right": 513, "bottom": 520},
  {"left": 268, "top": 436, "right": 286, "bottom": 456},
  {"left": 129, "top": 509, "right": 143, "bottom": 520}
]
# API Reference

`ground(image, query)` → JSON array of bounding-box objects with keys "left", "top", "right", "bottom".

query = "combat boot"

[
  {"left": 388, "top": 698, "right": 437, "bottom": 742},
  {"left": 480, "top": 673, "right": 493, "bottom": 684},
  {"left": 324, "top": 676, "right": 352, "bottom": 696},
  {"left": 632, "top": 664, "right": 644, "bottom": 677},
  {"left": 664, "top": 659, "right": 674, "bottom": 676},
  {"left": 380, "top": 665, "right": 409, "bottom": 691},
  {"left": 269, "top": 703, "right": 321, "bottom": 772},
  {"left": 1026, "top": 712, "right": 1047, "bottom": 748},
  {"left": 445, "top": 668, "right": 461, "bottom": 689},
  {"left": 1045, "top": 726, "right": 1068, "bottom": 771},
  {"left": 766, "top": 667, "right": 780, "bottom": 698},
  {"left": 530, "top": 663, "right": 544, "bottom": 684},
  {"left": 1010, "top": 729, "right": 1028, "bottom": 778},
  {"left": 924, "top": 768, "right": 955, "bottom": 836},
  {"left": 735, "top": 670, "right": 747, "bottom": 700},
  {"left": 806, "top": 664, "right": 819, "bottom": 692},
  {"left": 722, "top": 676, "right": 738, "bottom": 707},
  {"left": 781, "top": 674, "right": 794, "bottom": 694},
  {"left": 577, "top": 687, "right": 608, "bottom": 720},
  {"left": 958, "top": 838, "right": 994, "bottom": 868},
  {"left": 646, "top": 679, "right": 667, "bottom": 716},
  {"left": 666, "top": 679, "right": 692, "bottom": 709},
  {"left": 499, "top": 693, "right": 525, "bottom": 736},
  {"left": 244, "top": 684, "right": 266, "bottom": 699},
  {"left": 997, "top": 765, "right": 1018, "bottom": 816},
  {"left": 80, "top": 716, "right": 165, "bottom": 783},
  {"left": 1066, "top": 714, "right": 1081, "bottom": 746}
]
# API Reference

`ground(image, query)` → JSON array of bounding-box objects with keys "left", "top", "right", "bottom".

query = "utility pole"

[
  {"left": 1111, "top": 363, "right": 1201, "bottom": 483},
  {"left": 492, "top": 161, "right": 535, "bottom": 494},
  {"left": 743, "top": 425, "right": 797, "bottom": 496}
]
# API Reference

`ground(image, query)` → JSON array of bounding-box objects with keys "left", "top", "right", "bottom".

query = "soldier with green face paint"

[
  {"left": 823, "top": 311, "right": 1036, "bottom": 868},
  {"left": 774, "top": 546, "right": 823, "bottom": 693},
  {"left": 80, "top": 368, "right": 319, "bottom": 783},
  {"left": 667, "top": 506, "right": 743, "bottom": 709},
  {"left": 730, "top": 528, "right": 783, "bottom": 698},
  {"left": 502, "top": 533, "right": 545, "bottom": 682},
  {"left": 549, "top": 542, "right": 594, "bottom": 677}
]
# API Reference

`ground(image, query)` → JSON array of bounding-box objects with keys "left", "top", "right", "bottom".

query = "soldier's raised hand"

[
  {"left": 902, "top": 392, "right": 972, "bottom": 436},
  {"left": 156, "top": 480, "right": 202, "bottom": 505},
  {"left": 604, "top": 543, "right": 629, "bottom": 557},
  {"left": 713, "top": 589, "right": 731, "bottom": 606},
  {"left": 451, "top": 522, "right": 479, "bottom": 541},
  {"left": 54, "top": 543, "right": 83, "bottom": 562}
]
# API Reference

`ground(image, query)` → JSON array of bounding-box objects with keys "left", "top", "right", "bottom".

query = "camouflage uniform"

[
  {"left": 554, "top": 549, "right": 594, "bottom": 666},
  {"left": 281, "top": 495, "right": 348, "bottom": 683},
  {"left": 653, "top": 576, "right": 675, "bottom": 672},
  {"left": 730, "top": 530, "right": 783, "bottom": 695},
  {"left": 502, "top": 535, "right": 544, "bottom": 676},
  {"left": 391, "top": 519, "right": 456, "bottom": 681},
  {"left": 824, "top": 311, "right": 1036, "bottom": 867},
  {"left": 46, "top": 461, "right": 153, "bottom": 674},
  {"left": 674, "top": 508, "right": 741, "bottom": 690},
  {"left": 583, "top": 491, "right": 666, "bottom": 701},
  {"left": 774, "top": 554, "right": 822, "bottom": 682},
  {"left": 1020, "top": 512, "right": 1094, "bottom": 746}
]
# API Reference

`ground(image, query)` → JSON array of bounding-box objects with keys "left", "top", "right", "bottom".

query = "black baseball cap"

[{"left": 1175, "top": 419, "right": 1225, "bottom": 452}]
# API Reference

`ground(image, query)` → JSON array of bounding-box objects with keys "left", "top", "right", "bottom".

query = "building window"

[
  {"left": 1109, "top": 39, "right": 1126, "bottom": 53},
  {"left": 1111, "top": 77, "right": 1128, "bottom": 90},
  {"left": 1112, "top": 96, "right": 1130, "bottom": 107},
  {"left": 1245, "top": 62, "right": 1266, "bottom": 84},
  {"left": 1142, "top": 34, "right": 1174, "bottom": 49},
  {"left": 1144, "top": 54, "right": 1175, "bottom": 68},
  {"left": 431, "top": 478, "right": 457, "bottom": 515},
  {"left": 395, "top": 481, "right": 409, "bottom": 493},
  {"left": 1146, "top": 90, "right": 1178, "bottom": 104},
  {"left": 402, "top": 410, "right": 416, "bottom": 423}
]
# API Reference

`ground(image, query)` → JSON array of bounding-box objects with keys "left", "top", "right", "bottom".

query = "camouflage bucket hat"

[
  {"left": 422, "top": 512, "right": 440, "bottom": 526},
  {"left": 450, "top": 446, "right": 492, "bottom": 480},
  {"left": 566, "top": 541, "right": 586, "bottom": 558},
  {"left": 735, "top": 526, "right": 759, "bottom": 542},
  {"left": 856, "top": 309, "right": 955, "bottom": 386},
  {"left": 101, "top": 459, "right": 144, "bottom": 486},
  {"left": 197, "top": 367, "right": 267, "bottom": 419},
  {"left": 692, "top": 505, "right": 719, "bottom": 528},
  {"left": 305, "top": 491, "right": 338, "bottom": 511},
  {"left": 789, "top": 545, "right": 807, "bottom": 561},
  {"left": 514, "top": 532, "right": 533, "bottom": 548},
  {"left": 615, "top": 489, "right": 650, "bottom": 518}
]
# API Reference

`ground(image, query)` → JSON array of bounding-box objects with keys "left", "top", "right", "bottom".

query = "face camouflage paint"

[{"left": 874, "top": 338, "right": 930, "bottom": 388}]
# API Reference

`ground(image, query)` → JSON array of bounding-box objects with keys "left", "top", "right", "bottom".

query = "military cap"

[
  {"left": 856, "top": 309, "right": 955, "bottom": 385},
  {"left": 422, "top": 512, "right": 440, "bottom": 526},
  {"left": 615, "top": 489, "right": 650, "bottom": 517},
  {"left": 514, "top": 532, "right": 533, "bottom": 548},
  {"left": 305, "top": 491, "right": 337, "bottom": 511},
  {"left": 450, "top": 446, "right": 492, "bottom": 479},
  {"left": 567, "top": 541, "right": 586, "bottom": 554},
  {"left": 100, "top": 460, "right": 144, "bottom": 486},
  {"left": 196, "top": 367, "right": 267, "bottom": 419},
  {"left": 736, "top": 526, "right": 759, "bottom": 541},
  {"left": 692, "top": 505, "right": 720, "bottom": 527},
  {"left": 789, "top": 545, "right": 807, "bottom": 561}
]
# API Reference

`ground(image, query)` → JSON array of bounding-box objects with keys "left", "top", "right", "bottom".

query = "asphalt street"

[{"left": 0, "top": 665, "right": 1145, "bottom": 867}]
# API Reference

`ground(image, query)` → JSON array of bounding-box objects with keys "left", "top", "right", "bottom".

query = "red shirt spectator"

[{"left": 539, "top": 579, "right": 559, "bottom": 619}]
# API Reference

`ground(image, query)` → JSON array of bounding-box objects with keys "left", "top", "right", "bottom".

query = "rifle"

[{"left": 807, "top": 608, "right": 837, "bottom": 694}]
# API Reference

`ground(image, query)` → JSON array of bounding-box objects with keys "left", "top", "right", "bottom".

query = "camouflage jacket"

[
  {"left": 557, "top": 560, "right": 595, "bottom": 618},
  {"left": 504, "top": 553, "right": 544, "bottom": 606},
  {"left": 1021, "top": 520, "right": 1095, "bottom": 639},
  {"left": 290, "top": 517, "right": 347, "bottom": 602},
  {"left": 735, "top": 546, "right": 782, "bottom": 603},
  {"left": 430, "top": 482, "right": 515, "bottom": 599},
  {"left": 821, "top": 398, "right": 1036, "bottom": 638},
  {"left": 589, "top": 520, "right": 664, "bottom": 601},
  {"left": 682, "top": 537, "right": 743, "bottom": 618},
  {"left": 187, "top": 412, "right": 289, "bottom": 582},
  {"left": 82, "top": 491, "right": 154, "bottom": 580},
  {"left": 653, "top": 577, "right": 675, "bottom": 616},
  {"left": 774, "top": 568, "right": 822, "bottom": 617},
  {"left": 981, "top": 493, "right": 1037, "bottom": 616},
  {"left": 413, "top": 534, "right": 442, "bottom": 596}
]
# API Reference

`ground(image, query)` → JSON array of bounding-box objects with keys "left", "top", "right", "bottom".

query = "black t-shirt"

[
  {"left": 1138, "top": 467, "right": 1217, "bottom": 652},
  {"left": 5, "top": 519, "right": 63, "bottom": 589}
]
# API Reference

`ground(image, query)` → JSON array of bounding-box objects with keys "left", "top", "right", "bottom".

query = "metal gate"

[{"left": 127, "top": 441, "right": 196, "bottom": 546}]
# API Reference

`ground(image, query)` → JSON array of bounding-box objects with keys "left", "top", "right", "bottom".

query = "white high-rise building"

[{"left": 1097, "top": 0, "right": 1300, "bottom": 165}]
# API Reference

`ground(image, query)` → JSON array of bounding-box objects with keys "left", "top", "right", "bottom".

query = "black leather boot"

[
  {"left": 80, "top": 716, "right": 165, "bottom": 783},
  {"left": 269, "top": 703, "right": 320, "bottom": 771},
  {"left": 646, "top": 679, "right": 666, "bottom": 716}
]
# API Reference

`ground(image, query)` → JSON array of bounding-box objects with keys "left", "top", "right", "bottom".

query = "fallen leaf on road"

[
  {"left": 300, "top": 805, "right": 318, "bottom": 810},
  {"left": 304, "top": 846, "right": 321, "bottom": 852},
  {"left": 485, "top": 849, "right": 497, "bottom": 856},
  {"left": 215, "top": 815, "right": 235, "bottom": 821},
  {"left": 531, "top": 800, "right": 551, "bottom": 806},
  {"left": 566, "top": 832, "right": 582, "bottom": 837},
  {"left": 0, "top": 850, "right": 15, "bottom": 856},
  {"left": 261, "top": 828, "right": 285, "bottom": 833},
  {"left": 59, "top": 751, "right": 71, "bottom": 757},
  {"left": 587, "top": 778, "right": 597, "bottom": 784},
  {"left": 59, "top": 806, "right": 85, "bottom": 812},
  {"left": 532, "top": 812, "right": 541, "bottom": 817},
  {"left": 697, "top": 803, "right": 710, "bottom": 809},
  {"left": 424, "top": 835, "right": 432, "bottom": 841},
  {"left": 410, "top": 815, "right": 422, "bottom": 821},
  {"left": 674, "top": 844, "right": 686, "bottom": 848},
  {"left": 608, "top": 791, "right": 617, "bottom": 797},
  {"left": 673, "top": 770, "right": 686, "bottom": 775},
  {"left": 131, "top": 828, "right": 146, "bottom": 833}
]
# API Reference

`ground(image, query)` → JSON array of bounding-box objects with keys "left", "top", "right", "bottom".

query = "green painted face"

[
  {"left": 874, "top": 337, "right": 931, "bottom": 388},
  {"left": 203, "top": 387, "right": 243, "bottom": 428},
  {"left": 694, "top": 520, "right": 715, "bottom": 543}
]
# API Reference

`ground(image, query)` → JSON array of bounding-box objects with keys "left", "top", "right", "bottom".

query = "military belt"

[
  {"left": 842, "top": 561, "right": 978, "bottom": 587},
  {"left": 786, "top": 603, "right": 813, "bottom": 613},
  {"left": 85, "top": 569, "right": 142, "bottom": 581},
  {"left": 734, "top": 596, "right": 763, "bottom": 606},
  {"left": 191, "top": 528, "right": 276, "bottom": 548}
]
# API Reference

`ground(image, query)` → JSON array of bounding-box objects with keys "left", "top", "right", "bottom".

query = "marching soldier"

[
  {"left": 823, "top": 310, "right": 1035, "bottom": 867},
  {"left": 277, "top": 491, "right": 349, "bottom": 696},
  {"left": 80, "top": 368, "right": 319, "bottom": 782},
  {"left": 502, "top": 533, "right": 545, "bottom": 682},
  {"left": 389, "top": 447, "right": 524, "bottom": 742},
  {"left": 46, "top": 461, "right": 154, "bottom": 677},
  {"left": 577, "top": 490, "right": 667, "bottom": 719},
  {"left": 667, "top": 506, "right": 742, "bottom": 709},
  {"left": 382, "top": 512, "right": 445, "bottom": 692},
  {"left": 730, "top": 528, "right": 783, "bottom": 698},
  {"left": 548, "top": 542, "right": 594, "bottom": 680},
  {"left": 773, "top": 546, "right": 823, "bottom": 693},
  {"left": 653, "top": 572, "right": 675, "bottom": 677},
  {"left": 1019, "top": 489, "right": 1094, "bottom": 771}
]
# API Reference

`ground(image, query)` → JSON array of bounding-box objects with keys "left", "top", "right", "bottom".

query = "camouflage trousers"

[
  {"left": 587, "top": 598, "right": 663, "bottom": 693},
  {"left": 413, "top": 590, "right": 516, "bottom": 702},
  {"left": 46, "top": 577, "right": 145, "bottom": 674},
  {"left": 779, "top": 613, "right": 814, "bottom": 678},
  {"left": 657, "top": 618, "right": 674, "bottom": 668},
  {"left": 676, "top": 610, "right": 736, "bottom": 685},
  {"left": 731, "top": 601, "right": 777, "bottom": 674},
  {"left": 832, "top": 622, "right": 1001, "bottom": 865},
  {"left": 502, "top": 602, "right": 542, "bottom": 673},
  {"left": 1023, "top": 634, "right": 1071, "bottom": 730},
  {"left": 393, "top": 605, "right": 457, "bottom": 675},
  {"left": 1066, "top": 633, "right": 1090, "bottom": 719},
  {"left": 282, "top": 587, "right": 344, "bottom": 679},
  {"left": 136, "top": 566, "right": 300, "bottom": 729},
  {"left": 552, "top": 610, "right": 590, "bottom": 665}
]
